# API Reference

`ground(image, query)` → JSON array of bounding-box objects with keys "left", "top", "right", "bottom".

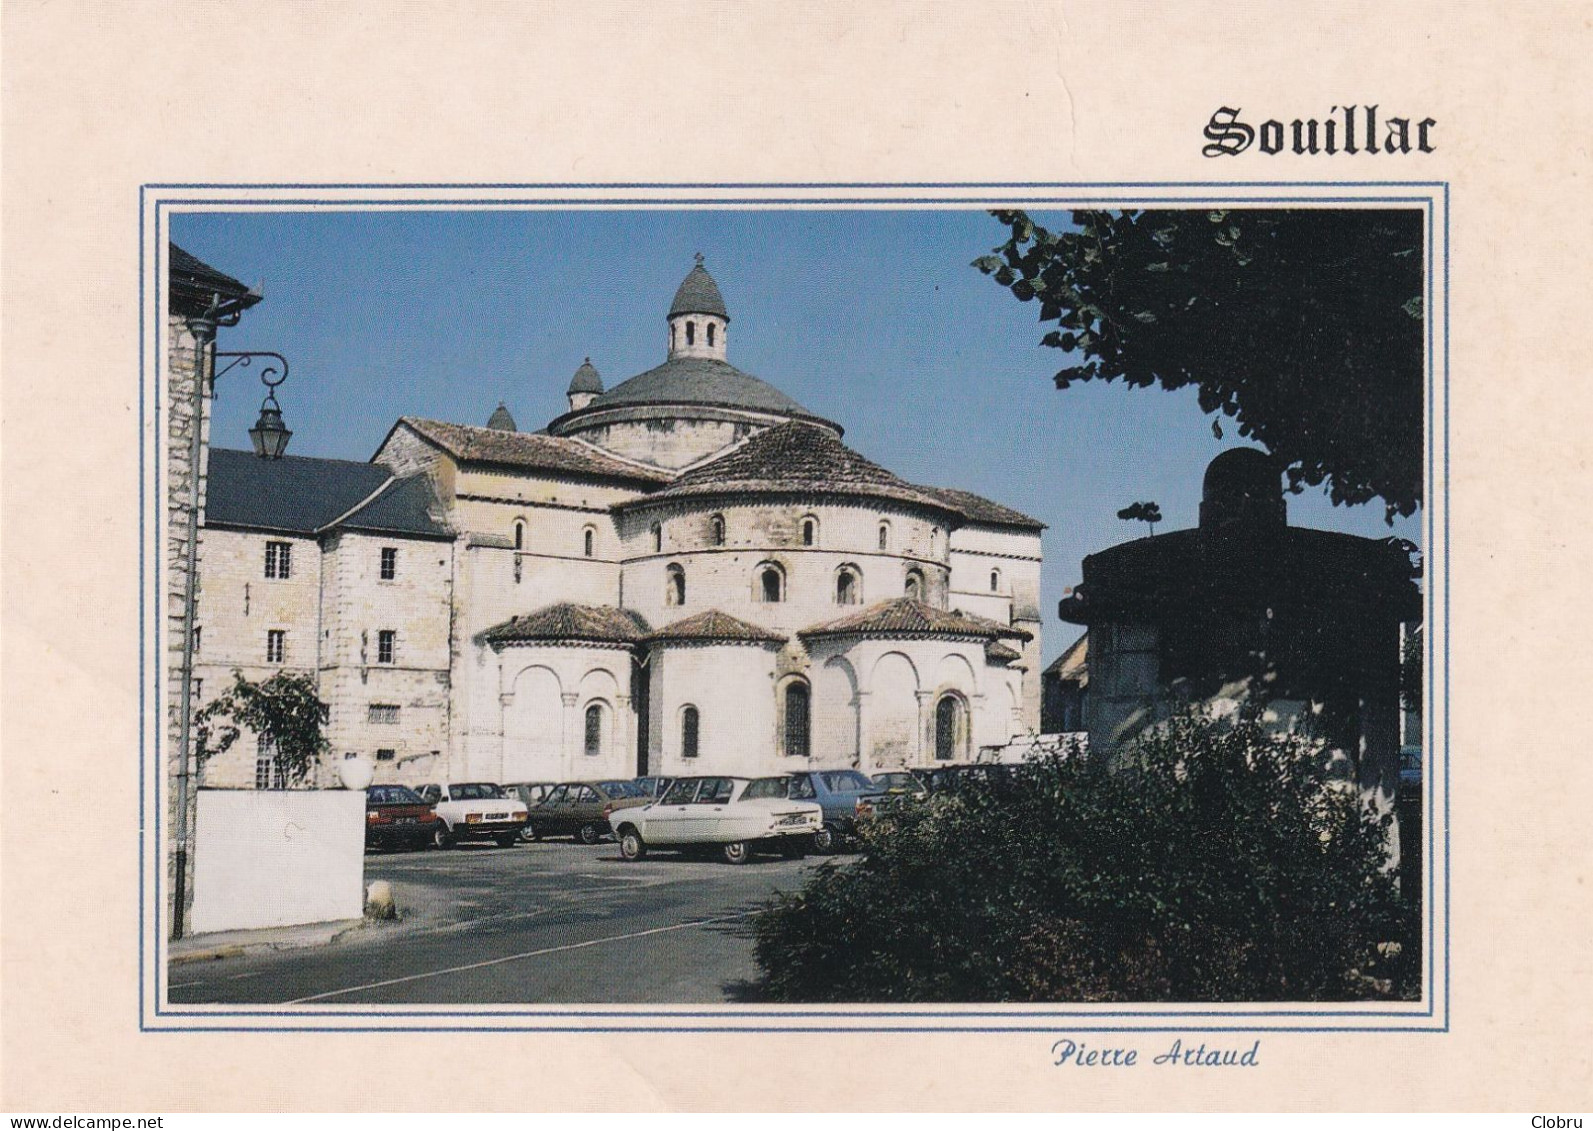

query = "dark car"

[
  {"left": 529, "top": 779, "right": 652, "bottom": 844},
  {"left": 364, "top": 784, "right": 440, "bottom": 852},
  {"left": 786, "top": 769, "right": 889, "bottom": 852},
  {"left": 633, "top": 776, "right": 675, "bottom": 799},
  {"left": 504, "top": 781, "right": 558, "bottom": 842},
  {"left": 869, "top": 770, "right": 929, "bottom": 798}
]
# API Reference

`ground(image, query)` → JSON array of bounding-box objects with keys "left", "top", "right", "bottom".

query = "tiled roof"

[
  {"left": 648, "top": 609, "right": 787, "bottom": 644},
  {"left": 397, "top": 417, "right": 671, "bottom": 484},
  {"left": 639, "top": 421, "right": 963, "bottom": 516},
  {"left": 984, "top": 639, "right": 1023, "bottom": 663},
  {"left": 586, "top": 356, "right": 818, "bottom": 418},
  {"left": 486, "top": 403, "right": 517, "bottom": 431},
  {"left": 668, "top": 262, "right": 730, "bottom": 319},
  {"left": 919, "top": 485, "right": 1045, "bottom": 531},
  {"left": 800, "top": 598, "right": 1032, "bottom": 642},
  {"left": 169, "top": 243, "right": 260, "bottom": 317},
  {"left": 482, "top": 603, "right": 651, "bottom": 645},
  {"left": 205, "top": 449, "right": 451, "bottom": 539}
]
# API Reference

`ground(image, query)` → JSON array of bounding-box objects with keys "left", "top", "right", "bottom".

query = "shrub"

[{"left": 753, "top": 710, "right": 1413, "bottom": 1002}]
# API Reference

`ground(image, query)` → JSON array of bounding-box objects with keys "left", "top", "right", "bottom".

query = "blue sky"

[{"left": 173, "top": 208, "right": 1423, "bottom": 665}]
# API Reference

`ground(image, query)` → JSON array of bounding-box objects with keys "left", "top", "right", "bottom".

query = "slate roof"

[
  {"left": 486, "top": 403, "right": 517, "bottom": 431},
  {"left": 919, "top": 485, "right": 1045, "bottom": 531},
  {"left": 647, "top": 609, "right": 787, "bottom": 645},
  {"left": 567, "top": 358, "right": 603, "bottom": 394},
  {"left": 205, "top": 449, "right": 451, "bottom": 539},
  {"left": 169, "top": 243, "right": 261, "bottom": 318},
  {"left": 395, "top": 417, "right": 671, "bottom": 484},
  {"left": 585, "top": 356, "right": 819, "bottom": 419},
  {"left": 668, "top": 262, "right": 730, "bottom": 319},
  {"left": 482, "top": 603, "right": 651, "bottom": 646},
  {"left": 800, "top": 598, "right": 1032, "bottom": 642},
  {"left": 638, "top": 421, "right": 963, "bottom": 516}
]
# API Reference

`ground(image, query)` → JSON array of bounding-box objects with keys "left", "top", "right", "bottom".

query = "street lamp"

[{"left": 171, "top": 302, "right": 294, "bottom": 940}]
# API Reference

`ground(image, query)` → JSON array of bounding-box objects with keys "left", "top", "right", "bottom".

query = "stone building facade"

[{"left": 193, "top": 260, "right": 1045, "bottom": 787}]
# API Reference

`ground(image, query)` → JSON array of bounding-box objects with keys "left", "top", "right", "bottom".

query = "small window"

[
  {"left": 192, "top": 678, "right": 202, "bottom": 702},
  {"left": 801, "top": 517, "right": 817, "bottom": 546},
  {"left": 686, "top": 321, "right": 696, "bottom": 346},
  {"left": 760, "top": 565, "right": 784, "bottom": 603},
  {"left": 836, "top": 566, "right": 860, "bottom": 605},
  {"left": 380, "top": 547, "right": 397, "bottom": 581},
  {"left": 878, "top": 521, "right": 891, "bottom": 551},
  {"left": 583, "top": 528, "right": 595, "bottom": 558},
  {"left": 651, "top": 523, "right": 662, "bottom": 553},
  {"left": 377, "top": 630, "right": 395, "bottom": 664},
  {"left": 255, "top": 736, "right": 286, "bottom": 790},
  {"left": 666, "top": 563, "right": 686, "bottom": 606},
  {"left": 905, "top": 569, "right": 924, "bottom": 602},
  {"left": 266, "top": 629, "right": 286, "bottom": 664},
  {"left": 514, "top": 521, "right": 525, "bottom": 550},
  {"left": 990, "top": 568, "right": 1001, "bottom": 593},
  {"left": 710, "top": 514, "right": 725, "bottom": 546},
  {"left": 265, "top": 540, "right": 292, "bottom": 579},
  {"left": 368, "top": 703, "right": 400, "bottom": 725},
  {"left": 192, "top": 625, "right": 202, "bottom": 654},
  {"left": 681, "top": 705, "right": 700, "bottom": 759},
  {"left": 707, "top": 323, "right": 716, "bottom": 347},
  {"left": 584, "top": 703, "right": 605, "bottom": 757},
  {"left": 376, "top": 748, "right": 396, "bottom": 762},
  {"left": 784, "top": 682, "right": 811, "bottom": 758}
]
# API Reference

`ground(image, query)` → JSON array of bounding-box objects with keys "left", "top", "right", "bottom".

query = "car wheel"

[
  {"left": 721, "top": 840, "right": 751, "bottom": 865},
  {"left": 576, "top": 822, "right": 602, "bottom": 845},
  {"left": 812, "top": 825, "right": 835, "bottom": 854},
  {"left": 432, "top": 824, "right": 454, "bottom": 850},
  {"left": 618, "top": 828, "right": 647, "bottom": 861},
  {"left": 495, "top": 833, "right": 518, "bottom": 848}
]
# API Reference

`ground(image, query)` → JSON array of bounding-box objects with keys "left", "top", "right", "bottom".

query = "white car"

[
  {"left": 413, "top": 782, "right": 528, "bottom": 849},
  {"left": 608, "top": 775, "right": 823, "bottom": 864}
]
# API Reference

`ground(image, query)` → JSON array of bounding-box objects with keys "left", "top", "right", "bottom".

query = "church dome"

[
  {"left": 1200, "top": 447, "right": 1285, "bottom": 530},
  {"left": 587, "top": 356, "right": 814, "bottom": 416},
  {"left": 567, "top": 358, "right": 603, "bottom": 395},
  {"left": 668, "top": 258, "right": 730, "bottom": 320},
  {"left": 486, "top": 402, "right": 517, "bottom": 431}
]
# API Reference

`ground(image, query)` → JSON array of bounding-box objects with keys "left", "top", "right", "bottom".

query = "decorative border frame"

[{"left": 140, "top": 182, "right": 1448, "bottom": 1032}]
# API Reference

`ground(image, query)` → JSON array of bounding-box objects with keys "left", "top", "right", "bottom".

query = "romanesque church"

[{"left": 195, "top": 258, "right": 1045, "bottom": 788}]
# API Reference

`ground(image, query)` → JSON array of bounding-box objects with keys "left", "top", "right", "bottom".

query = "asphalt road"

[{"left": 167, "top": 838, "right": 838, "bottom": 1005}]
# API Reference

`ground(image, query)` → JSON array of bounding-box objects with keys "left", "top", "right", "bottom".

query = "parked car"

[
  {"left": 786, "top": 769, "right": 889, "bottom": 852},
  {"left": 364, "top": 784, "right": 440, "bottom": 852},
  {"left": 413, "top": 782, "right": 528, "bottom": 848},
  {"left": 528, "top": 779, "right": 652, "bottom": 844},
  {"left": 608, "top": 775, "right": 822, "bottom": 864},
  {"left": 869, "top": 770, "right": 929, "bottom": 797},
  {"left": 503, "top": 781, "right": 559, "bottom": 842},
  {"left": 633, "top": 775, "right": 675, "bottom": 799}
]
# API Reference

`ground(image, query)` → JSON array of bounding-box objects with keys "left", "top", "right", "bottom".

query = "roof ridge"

[{"left": 314, "top": 473, "right": 400, "bottom": 534}]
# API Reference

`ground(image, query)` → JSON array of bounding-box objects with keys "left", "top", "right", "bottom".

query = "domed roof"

[
  {"left": 586, "top": 356, "right": 815, "bottom": 417},
  {"left": 567, "top": 358, "right": 603, "bottom": 394},
  {"left": 485, "top": 402, "right": 517, "bottom": 431},
  {"left": 668, "top": 258, "right": 729, "bottom": 320},
  {"left": 1200, "top": 447, "right": 1284, "bottom": 530}
]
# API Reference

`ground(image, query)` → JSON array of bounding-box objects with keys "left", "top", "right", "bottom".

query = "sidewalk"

[{"left": 168, "top": 918, "right": 367, "bottom": 965}]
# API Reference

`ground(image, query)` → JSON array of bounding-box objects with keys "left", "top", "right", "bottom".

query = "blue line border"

[{"left": 142, "top": 182, "right": 1449, "bottom": 1033}]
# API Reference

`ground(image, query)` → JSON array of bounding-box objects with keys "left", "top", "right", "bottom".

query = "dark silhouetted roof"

[
  {"left": 482, "top": 603, "right": 651, "bottom": 646},
  {"left": 205, "top": 449, "right": 451, "bottom": 540},
  {"left": 648, "top": 609, "right": 787, "bottom": 645},
  {"left": 919, "top": 485, "right": 1045, "bottom": 531},
  {"left": 585, "top": 356, "right": 817, "bottom": 418},
  {"left": 668, "top": 261, "right": 729, "bottom": 319},
  {"left": 638, "top": 421, "right": 962, "bottom": 516},
  {"left": 567, "top": 358, "right": 604, "bottom": 394},
  {"left": 486, "top": 403, "right": 517, "bottom": 431},
  {"left": 169, "top": 243, "right": 261, "bottom": 318},
  {"left": 800, "top": 598, "right": 1031, "bottom": 642},
  {"left": 395, "top": 418, "right": 671, "bottom": 484}
]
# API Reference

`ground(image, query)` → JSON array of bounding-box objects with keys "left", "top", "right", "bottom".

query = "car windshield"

[
  {"left": 741, "top": 777, "right": 789, "bottom": 800},
  {"left": 598, "top": 780, "right": 643, "bottom": 798},
  {"left": 661, "top": 779, "right": 700, "bottom": 805},
  {"left": 820, "top": 770, "right": 877, "bottom": 792},
  {"left": 786, "top": 775, "right": 817, "bottom": 800},
  {"left": 453, "top": 783, "right": 503, "bottom": 800},
  {"left": 367, "top": 785, "right": 422, "bottom": 804}
]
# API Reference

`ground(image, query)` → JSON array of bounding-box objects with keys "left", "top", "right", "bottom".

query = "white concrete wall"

[
  {"left": 647, "top": 642, "right": 779, "bottom": 775},
  {"left": 189, "top": 789, "right": 365, "bottom": 934},
  {"left": 485, "top": 643, "right": 637, "bottom": 783}
]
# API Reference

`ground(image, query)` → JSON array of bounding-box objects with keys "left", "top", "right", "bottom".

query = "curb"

[{"left": 169, "top": 919, "right": 367, "bottom": 965}]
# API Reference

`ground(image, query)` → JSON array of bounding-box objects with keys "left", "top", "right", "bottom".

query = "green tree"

[
  {"left": 753, "top": 711, "right": 1411, "bottom": 1003},
  {"left": 975, "top": 209, "right": 1424, "bottom": 520},
  {"left": 195, "top": 671, "right": 330, "bottom": 786}
]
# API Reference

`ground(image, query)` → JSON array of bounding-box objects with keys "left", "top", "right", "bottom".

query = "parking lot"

[{"left": 167, "top": 838, "right": 838, "bottom": 1006}]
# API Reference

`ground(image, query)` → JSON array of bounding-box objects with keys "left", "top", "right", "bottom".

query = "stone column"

[{"left": 915, "top": 689, "right": 937, "bottom": 764}]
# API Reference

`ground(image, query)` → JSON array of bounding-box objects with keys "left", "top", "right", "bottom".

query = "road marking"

[{"left": 283, "top": 911, "right": 755, "bottom": 1004}]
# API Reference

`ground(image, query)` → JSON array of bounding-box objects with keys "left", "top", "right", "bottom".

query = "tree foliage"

[
  {"left": 1117, "top": 500, "right": 1162, "bottom": 534},
  {"left": 975, "top": 209, "right": 1424, "bottom": 520},
  {"left": 753, "top": 712, "right": 1413, "bottom": 1003},
  {"left": 195, "top": 670, "right": 330, "bottom": 787}
]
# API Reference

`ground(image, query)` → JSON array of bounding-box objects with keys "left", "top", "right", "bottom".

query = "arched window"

[
  {"left": 584, "top": 527, "right": 595, "bottom": 558},
  {"left": 707, "top": 323, "right": 716, "bottom": 347},
  {"left": 650, "top": 522, "right": 662, "bottom": 553},
  {"left": 878, "top": 521, "right": 891, "bottom": 551},
  {"left": 783, "top": 682, "right": 811, "bottom": 758},
  {"left": 801, "top": 516, "right": 817, "bottom": 546},
  {"left": 905, "top": 567, "right": 924, "bottom": 602},
  {"left": 665, "top": 563, "right": 686, "bottom": 606},
  {"left": 584, "top": 703, "right": 606, "bottom": 758},
  {"left": 686, "top": 321, "right": 696, "bottom": 345},
  {"left": 935, "top": 695, "right": 965, "bottom": 762},
  {"left": 681, "top": 705, "right": 700, "bottom": 759},
  {"left": 759, "top": 564, "right": 784, "bottom": 603},
  {"left": 835, "top": 565, "right": 860, "bottom": 605},
  {"left": 513, "top": 520, "right": 526, "bottom": 550},
  {"left": 990, "top": 568, "right": 1001, "bottom": 592},
  {"left": 930, "top": 527, "right": 941, "bottom": 554},
  {"left": 710, "top": 514, "right": 725, "bottom": 546}
]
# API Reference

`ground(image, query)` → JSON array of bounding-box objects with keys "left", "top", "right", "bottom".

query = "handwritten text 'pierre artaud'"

[{"left": 1050, "top": 1038, "right": 1261, "bottom": 1069}]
